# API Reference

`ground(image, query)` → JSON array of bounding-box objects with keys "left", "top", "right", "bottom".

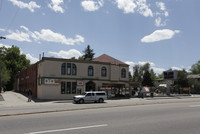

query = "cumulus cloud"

[
  {"left": 48, "top": 0, "right": 64, "bottom": 13},
  {"left": 155, "top": 17, "right": 166, "bottom": 27},
  {"left": 26, "top": 53, "right": 39, "bottom": 64},
  {"left": 156, "top": 2, "right": 168, "bottom": 17},
  {"left": 34, "top": 29, "right": 84, "bottom": 45},
  {"left": 49, "top": 49, "right": 82, "bottom": 59},
  {"left": 6, "top": 30, "right": 32, "bottom": 42},
  {"left": 5, "top": 26, "right": 84, "bottom": 45},
  {"left": 141, "top": 29, "right": 180, "bottom": 43},
  {"left": 8, "top": 0, "right": 40, "bottom": 12},
  {"left": 81, "top": 0, "right": 104, "bottom": 12},
  {"left": 115, "top": 0, "right": 153, "bottom": 17}
]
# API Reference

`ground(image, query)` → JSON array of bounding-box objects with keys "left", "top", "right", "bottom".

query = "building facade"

[{"left": 15, "top": 54, "right": 129, "bottom": 99}]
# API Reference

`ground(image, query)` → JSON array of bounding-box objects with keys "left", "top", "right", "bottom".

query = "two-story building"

[{"left": 14, "top": 54, "right": 129, "bottom": 99}]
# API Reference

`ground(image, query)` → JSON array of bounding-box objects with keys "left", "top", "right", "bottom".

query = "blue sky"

[{"left": 0, "top": 0, "right": 200, "bottom": 74}]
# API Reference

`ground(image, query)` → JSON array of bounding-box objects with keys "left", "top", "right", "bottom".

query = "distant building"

[
  {"left": 154, "top": 69, "right": 178, "bottom": 88},
  {"left": 14, "top": 54, "right": 129, "bottom": 99}
]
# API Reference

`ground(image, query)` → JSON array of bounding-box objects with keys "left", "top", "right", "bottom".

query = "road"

[{"left": 0, "top": 101, "right": 200, "bottom": 134}]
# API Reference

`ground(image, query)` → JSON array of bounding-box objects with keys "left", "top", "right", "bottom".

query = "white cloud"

[
  {"left": 48, "top": 0, "right": 64, "bottom": 13},
  {"left": 8, "top": 0, "right": 40, "bottom": 12},
  {"left": 115, "top": 0, "right": 153, "bottom": 17},
  {"left": 155, "top": 17, "right": 166, "bottom": 27},
  {"left": 49, "top": 49, "right": 82, "bottom": 59},
  {"left": 5, "top": 26, "right": 84, "bottom": 45},
  {"left": 156, "top": 2, "right": 168, "bottom": 17},
  {"left": 26, "top": 53, "right": 39, "bottom": 64},
  {"left": 34, "top": 29, "right": 84, "bottom": 45},
  {"left": 115, "top": 0, "right": 137, "bottom": 14},
  {"left": 6, "top": 30, "right": 31, "bottom": 42},
  {"left": 141, "top": 29, "right": 180, "bottom": 43},
  {"left": 136, "top": 0, "right": 153, "bottom": 17},
  {"left": 81, "top": 0, "right": 104, "bottom": 12},
  {"left": 0, "top": 43, "right": 12, "bottom": 48}
]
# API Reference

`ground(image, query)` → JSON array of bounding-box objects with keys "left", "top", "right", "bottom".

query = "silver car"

[{"left": 73, "top": 91, "right": 107, "bottom": 104}]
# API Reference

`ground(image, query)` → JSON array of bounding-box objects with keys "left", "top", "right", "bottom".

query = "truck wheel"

[
  {"left": 98, "top": 98, "right": 104, "bottom": 103},
  {"left": 79, "top": 99, "right": 84, "bottom": 104}
]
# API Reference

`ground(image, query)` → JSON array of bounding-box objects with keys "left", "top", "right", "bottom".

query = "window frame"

[
  {"left": 88, "top": 66, "right": 94, "bottom": 76},
  {"left": 61, "top": 63, "right": 66, "bottom": 75},
  {"left": 101, "top": 67, "right": 107, "bottom": 77},
  {"left": 72, "top": 64, "right": 77, "bottom": 75},
  {"left": 121, "top": 68, "right": 126, "bottom": 78}
]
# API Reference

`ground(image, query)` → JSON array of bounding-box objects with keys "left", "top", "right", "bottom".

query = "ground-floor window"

[{"left": 61, "top": 81, "right": 77, "bottom": 94}]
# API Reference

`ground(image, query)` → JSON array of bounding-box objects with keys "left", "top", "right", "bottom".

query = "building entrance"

[{"left": 86, "top": 81, "right": 95, "bottom": 91}]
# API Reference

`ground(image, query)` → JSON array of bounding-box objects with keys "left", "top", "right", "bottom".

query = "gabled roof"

[{"left": 93, "top": 54, "right": 129, "bottom": 66}]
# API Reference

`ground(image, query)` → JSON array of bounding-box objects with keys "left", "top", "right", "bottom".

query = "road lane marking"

[
  {"left": 189, "top": 105, "right": 200, "bottom": 107},
  {"left": 25, "top": 124, "right": 108, "bottom": 134}
]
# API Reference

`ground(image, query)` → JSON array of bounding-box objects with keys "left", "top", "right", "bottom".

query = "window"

[
  {"left": 101, "top": 67, "right": 107, "bottom": 77},
  {"left": 67, "top": 82, "right": 71, "bottom": 94},
  {"left": 121, "top": 68, "right": 126, "bottom": 78},
  {"left": 72, "top": 82, "right": 77, "bottom": 94},
  {"left": 67, "top": 63, "right": 71, "bottom": 75},
  {"left": 61, "top": 82, "right": 65, "bottom": 94},
  {"left": 88, "top": 66, "right": 94, "bottom": 76},
  {"left": 61, "top": 63, "right": 66, "bottom": 75},
  {"left": 72, "top": 64, "right": 77, "bottom": 75}
]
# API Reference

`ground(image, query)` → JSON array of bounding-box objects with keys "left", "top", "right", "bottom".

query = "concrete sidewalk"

[{"left": 0, "top": 91, "right": 200, "bottom": 117}]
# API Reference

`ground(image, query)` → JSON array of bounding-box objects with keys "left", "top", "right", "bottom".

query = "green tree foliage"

[
  {"left": 174, "top": 69, "right": 189, "bottom": 88},
  {"left": 0, "top": 46, "right": 30, "bottom": 90},
  {"left": 0, "top": 61, "right": 10, "bottom": 91},
  {"left": 82, "top": 45, "right": 95, "bottom": 60},
  {"left": 132, "top": 63, "right": 154, "bottom": 87},
  {"left": 132, "top": 65, "right": 141, "bottom": 82},
  {"left": 142, "top": 70, "right": 154, "bottom": 87},
  {"left": 190, "top": 60, "right": 200, "bottom": 74}
]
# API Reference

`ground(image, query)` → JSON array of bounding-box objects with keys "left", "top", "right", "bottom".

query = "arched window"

[
  {"left": 101, "top": 67, "right": 107, "bottom": 77},
  {"left": 61, "top": 63, "right": 66, "bottom": 75},
  {"left": 67, "top": 63, "right": 71, "bottom": 75},
  {"left": 72, "top": 64, "right": 77, "bottom": 75},
  {"left": 121, "top": 68, "right": 126, "bottom": 78},
  {"left": 88, "top": 66, "right": 94, "bottom": 76}
]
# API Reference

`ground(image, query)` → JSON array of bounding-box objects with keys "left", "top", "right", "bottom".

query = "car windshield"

[{"left": 81, "top": 92, "right": 87, "bottom": 95}]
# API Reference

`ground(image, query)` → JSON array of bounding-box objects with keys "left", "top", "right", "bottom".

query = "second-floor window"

[
  {"left": 101, "top": 67, "right": 107, "bottom": 77},
  {"left": 67, "top": 63, "right": 71, "bottom": 75},
  {"left": 61, "top": 63, "right": 66, "bottom": 75},
  {"left": 88, "top": 66, "right": 94, "bottom": 76},
  {"left": 121, "top": 68, "right": 126, "bottom": 78},
  {"left": 72, "top": 64, "right": 77, "bottom": 75}
]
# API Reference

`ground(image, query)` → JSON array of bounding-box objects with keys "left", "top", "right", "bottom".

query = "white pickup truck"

[{"left": 73, "top": 91, "right": 107, "bottom": 104}]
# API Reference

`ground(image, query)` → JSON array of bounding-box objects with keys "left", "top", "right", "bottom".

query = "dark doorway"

[{"left": 86, "top": 81, "right": 95, "bottom": 91}]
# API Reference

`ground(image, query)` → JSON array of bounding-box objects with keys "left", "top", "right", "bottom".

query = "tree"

[
  {"left": 1, "top": 46, "right": 30, "bottom": 90},
  {"left": 82, "top": 45, "right": 95, "bottom": 60},
  {"left": 142, "top": 70, "right": 154, "bottom": 87},
  {"left": 132, "top": 65, "right": 141, "bottom": 82},
  {"left": 190, "top": 60, "right": 200, "bottom": 74},
  {"left": 174, "top": 69, "right": 189, "bottom": 88},
  {"left": 0, "top": 61, "right": 10, "bottom": 91}
]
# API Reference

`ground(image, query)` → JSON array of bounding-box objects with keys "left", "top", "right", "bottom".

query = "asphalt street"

[{"left": 0, "top": 101, "right": 200, "bottom": 134}]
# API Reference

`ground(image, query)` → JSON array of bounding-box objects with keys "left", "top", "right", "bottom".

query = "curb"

[{"left": 0, "top": 99, "right": 200, "bottom": 118}]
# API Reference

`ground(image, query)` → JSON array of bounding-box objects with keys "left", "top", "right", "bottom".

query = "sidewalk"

[{"left": 0, "top": 91, "right": 200, "bottom": 117}]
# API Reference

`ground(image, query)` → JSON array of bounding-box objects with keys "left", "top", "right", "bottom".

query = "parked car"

[{"left": 73, "top": 91, "right": 107, "bottom": 104}]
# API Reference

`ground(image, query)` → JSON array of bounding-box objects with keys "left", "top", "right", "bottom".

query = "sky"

[{"left": 0, "top": 0, "right": 200, "bottom": 75}]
